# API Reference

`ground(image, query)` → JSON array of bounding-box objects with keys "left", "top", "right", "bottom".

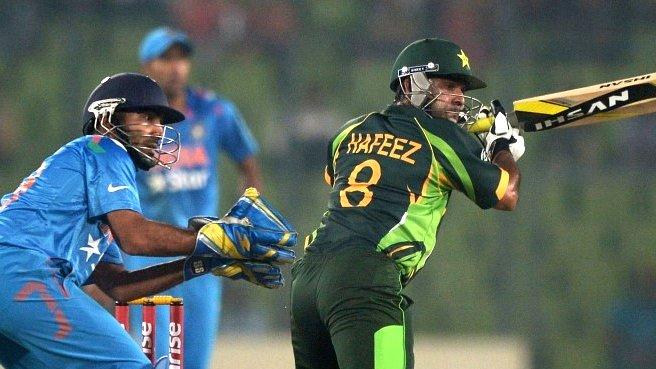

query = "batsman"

[{"left": 290, "top": 38, "right": 524, "bottom": 369}]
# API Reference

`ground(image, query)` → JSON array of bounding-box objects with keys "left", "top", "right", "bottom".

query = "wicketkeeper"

[{"left": 0, "top": 73, "right": 296, "bottom": 369}]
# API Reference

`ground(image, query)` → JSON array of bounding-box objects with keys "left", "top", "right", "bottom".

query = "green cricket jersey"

[{"left": 305, "top": 104, "right": 509, "bottom": 283}]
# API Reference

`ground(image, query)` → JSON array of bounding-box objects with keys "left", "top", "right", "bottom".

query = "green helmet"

[{"left": 389, "top": 38, "right": 486, "bottom": 92}]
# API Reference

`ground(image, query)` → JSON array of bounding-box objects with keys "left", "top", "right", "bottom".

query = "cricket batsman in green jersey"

[{"left": 290, "top": 38, "right": 525, "bottom": 369}]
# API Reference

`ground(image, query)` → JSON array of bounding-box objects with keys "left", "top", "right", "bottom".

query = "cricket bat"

[{"left": 468, "top": 72, "right": 656, "bottom": 133}]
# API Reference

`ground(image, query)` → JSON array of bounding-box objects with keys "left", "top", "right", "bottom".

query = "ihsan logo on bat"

[{"left": 533, "top": 89, "right": 631, "bottom": 131}]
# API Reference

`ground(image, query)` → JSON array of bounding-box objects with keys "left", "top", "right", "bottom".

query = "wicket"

[{"left": 115, "top": 295, "right": 184, "bottom": 369}]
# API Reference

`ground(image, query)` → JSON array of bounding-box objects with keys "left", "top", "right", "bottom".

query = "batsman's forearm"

[
  {"left": 493, "top": 150, "right": 521, "bottom": 210},
  {"left": 96, "top": 259, "right": 186, "bottom": 302}
]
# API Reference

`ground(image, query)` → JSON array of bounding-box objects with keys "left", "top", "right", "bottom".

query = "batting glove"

[
  {"left": 484, "top": 100, "right": 524, "bottom": 161},
  {"left": 188, "top": 216, "right": 220, "bottom": 231},
  {"left": 212, "top": 260, "right": 284, "bottom": 289},
  {"left": 508, "top": 128, "right": 525, "bottom": 161}
]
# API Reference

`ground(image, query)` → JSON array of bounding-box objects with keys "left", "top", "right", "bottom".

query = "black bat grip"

[{"left": 491, "top": 99, "right": 505, "bottom": 115}]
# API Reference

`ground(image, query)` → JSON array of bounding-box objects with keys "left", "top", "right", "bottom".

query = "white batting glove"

[
  {"left": 484, "top": 118, "right": 525, "bottom": 162},
  {"left": 484, "top": 106, "right": 513, "bottom": 155},
  {"left": 508, "top": 128, "right": 525, "bottom": 161},
  {"left": 483, "top": 100, "right": 525, "bottom": 161}
]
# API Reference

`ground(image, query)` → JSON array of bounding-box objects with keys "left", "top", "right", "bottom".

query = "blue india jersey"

[
  {"left": 0, "top": 135, "right": 140, "bottom": 285},
  {"left": 136, "top": 87, "right": 258, "bottom": 227}
]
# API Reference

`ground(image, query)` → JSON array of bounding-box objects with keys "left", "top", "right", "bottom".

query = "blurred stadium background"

[{"left": 1, "top": 1, "right": 656, "bottom": 369}]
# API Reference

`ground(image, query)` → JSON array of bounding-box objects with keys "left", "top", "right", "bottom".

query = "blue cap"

[{"left": 139, "top": 27, "right": 193, "bottom": 64}]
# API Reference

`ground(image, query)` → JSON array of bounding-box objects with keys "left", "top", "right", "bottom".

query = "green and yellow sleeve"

[{"left": 421, "top": 120, "right": 507, "bottom": 209}]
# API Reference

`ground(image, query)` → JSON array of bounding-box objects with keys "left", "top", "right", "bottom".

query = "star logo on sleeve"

[
  {"left": 457, "top": 49, "right": 470, "bottom": 70},
  {"left": 80, "top": 234, "right": 101, "bottom": 262}
]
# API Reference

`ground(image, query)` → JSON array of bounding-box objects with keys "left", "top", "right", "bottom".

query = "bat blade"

[{"left": 513, "top": 73, "right": 656, "bottom": 132}]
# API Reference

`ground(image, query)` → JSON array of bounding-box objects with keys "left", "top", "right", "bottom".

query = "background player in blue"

[
  {"left": 120, "top": 27, "right": 263, "bottom": 369},
  {"left": 0, "top": 73, "right": 295, "bottom": 369}
]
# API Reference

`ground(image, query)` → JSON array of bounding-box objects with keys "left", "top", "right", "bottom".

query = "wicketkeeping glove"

[
  {"left": 184, "top": 221, "right": 295, "bottom": 279},
  {"left": 195, "top": 220, "right": 295, "bottom": 261},
  {"left": 212, "top": 260, "right": 284, "bottom": 289},
  {"left": 184, "top": 188, "right": 297, "bottom": 280},
  {"left": 188, "top": 188, "right": 298, "bottom": 248},
  {"left": 222, "top": 187, "right": 297, "bottom": 246}
]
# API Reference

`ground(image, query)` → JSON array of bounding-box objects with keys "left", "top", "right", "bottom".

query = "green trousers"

[{"left": 290, "top": 246, "right": 414, "bottom": 369}]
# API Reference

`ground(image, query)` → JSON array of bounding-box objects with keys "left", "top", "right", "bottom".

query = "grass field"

[
  {"left": 0, "top": 333, "right": 529, "bottom": 368},
  {"left": 211, "top": 332, "right": 530, "bottom": 369}
]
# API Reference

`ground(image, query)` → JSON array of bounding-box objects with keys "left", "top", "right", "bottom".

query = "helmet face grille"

[
  {"left": 398, "top": 71, "right": 483, "bottom": 125},
  {"left": 119, "top": 123, "right": 181, "bottom": 170},
  {"left": 95, "top": 115, "right": 181, "bottom": 170}
]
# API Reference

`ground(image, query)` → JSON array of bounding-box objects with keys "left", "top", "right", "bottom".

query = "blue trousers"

[{"left": 0, "top": 247, "right": 151, "bottom": 369}]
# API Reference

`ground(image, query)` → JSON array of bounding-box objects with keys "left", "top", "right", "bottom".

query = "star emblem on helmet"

[{"left": 457, "top": 49, "right": 470, "bottom": 70}]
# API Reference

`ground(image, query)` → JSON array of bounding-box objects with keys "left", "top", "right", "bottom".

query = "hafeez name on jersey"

[{"left": 345, "top": 132, "right": 422, "bottom": 164}]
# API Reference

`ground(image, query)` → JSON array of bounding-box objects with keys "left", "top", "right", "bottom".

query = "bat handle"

[
  {"left": 467, "top": 99, "right": 505, "bottom": 134},
  {"left": 491, "top": 99, "right": 505, "bottom": 115},
  {"left": 467, "top": 111, "right": 522, "bottom": 134},
  {"left": 467, "top": 116, "right": 494, "bottom": 133}
]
